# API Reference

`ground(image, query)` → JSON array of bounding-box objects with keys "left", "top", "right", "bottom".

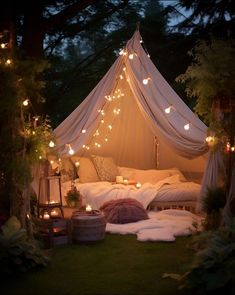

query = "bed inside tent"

[{"left": 48, "top": 30, "right": 209, "bottom": 215}]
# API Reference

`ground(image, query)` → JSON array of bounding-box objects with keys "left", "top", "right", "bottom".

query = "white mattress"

[{"left": 152, "top": 182, "right": 200, "bottom": 202}]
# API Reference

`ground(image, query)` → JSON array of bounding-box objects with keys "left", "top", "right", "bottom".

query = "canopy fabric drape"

[{"left": 53, "top": 30, "right": 221, "bottom": 211}]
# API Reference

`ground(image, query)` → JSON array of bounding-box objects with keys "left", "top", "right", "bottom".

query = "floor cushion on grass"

[{"left": 100, "top": 198, "right": 149, "bottom": 224}]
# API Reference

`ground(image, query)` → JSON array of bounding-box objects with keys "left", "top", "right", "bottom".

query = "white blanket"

[
  {"left": 106, "top": 209, "right": 203, "bottom": 242},
  {"left": 67, "top": 174, "right": 184, "bottom": 210}
]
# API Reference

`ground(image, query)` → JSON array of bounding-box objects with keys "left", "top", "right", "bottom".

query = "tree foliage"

[
  {"left": 166, "top": 0, "right": 235, "bottom": 38},
  {"left": 176, "top": 38, "right": 235, "bottom": 126}
]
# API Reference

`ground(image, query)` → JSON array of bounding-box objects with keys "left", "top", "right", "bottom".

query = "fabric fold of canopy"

[{"left": 53, "top": 30, "right": 222, "bottom": 211}]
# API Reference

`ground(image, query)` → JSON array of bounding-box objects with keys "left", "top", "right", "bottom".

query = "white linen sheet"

[{"left": 62, "top": 174, "right": 200, "bottom": 209}]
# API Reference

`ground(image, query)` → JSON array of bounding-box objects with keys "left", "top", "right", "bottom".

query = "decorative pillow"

[
  {"left": 71, "top": 157, "right": 99, "bottom": 183},
  {"left": 100, "top": 198, "right": 149, "bottom": 224},
  {"left": 60, "top": 158, "right": 77, "bottom": 183},
  {"left": 91, "top": 155, "right": 119, "bottom": 182}
]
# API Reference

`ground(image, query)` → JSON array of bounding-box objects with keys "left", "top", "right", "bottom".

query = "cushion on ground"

[{"left": 100, "top": 198, "right": 149, "bottom": 224}]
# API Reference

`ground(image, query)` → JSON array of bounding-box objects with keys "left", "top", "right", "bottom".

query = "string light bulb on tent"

[
  {"left": 68, "top": 144, "right": 74, "bottom": 155},
  {"left": 82, "top": 129, "right": 86, "bottom": 133},
  {"left": 142, "top": 77, "right": 151, "bottom": 85},
  {"left": 184, "top": 123, "right": 190, "bottom": 130},
  {"left": 164, "top": 106, "right": 172, "bottom": 114}
]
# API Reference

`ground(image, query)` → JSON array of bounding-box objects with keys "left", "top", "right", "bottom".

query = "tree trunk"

[{"left": 21, "top": 2, "right": 44, "bottom": 59}]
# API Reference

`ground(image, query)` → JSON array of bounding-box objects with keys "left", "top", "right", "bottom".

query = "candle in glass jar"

[
  {"left": 51, "top": 210, "right": 58, "bottom": 217},
  {"left": 136, "top": 182, "right": 142, "bottom": 189},
  {"left": 43, "top": 212, "right": 50, "bottom": 220},
  {"left": 123, "top": 179, "right": 129, "bottom": 185}
]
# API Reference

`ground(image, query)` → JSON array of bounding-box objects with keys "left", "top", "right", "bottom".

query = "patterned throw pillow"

[
  {"left": 91, "top": 155, "right": 119, "bottom": 182},
  {"left": 100, "top": 198, "right": 149, "bottom": 224},
  {"left": 60, "top": 158, "right": 76, "bottom": 183}
]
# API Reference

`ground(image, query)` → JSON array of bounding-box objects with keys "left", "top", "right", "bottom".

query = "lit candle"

[
  {"left": 136, "top": 182, "right": 142, "bottom": 189},
  {"left": 43, "top": 212, "right": 50, "bottom": 220},
  {"left": 86, "top": 204, "right": 92, "bottom": 212},
  {"left": 123, "top": 179, "right": 129, "bottom": 185},
  {"left": 51, "top": 210, "right": 58, "bottom": 217}
]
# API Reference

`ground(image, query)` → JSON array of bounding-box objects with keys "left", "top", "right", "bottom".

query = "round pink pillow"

[{"left": 100, "top": 198, "right": 149, "bottom": 224}]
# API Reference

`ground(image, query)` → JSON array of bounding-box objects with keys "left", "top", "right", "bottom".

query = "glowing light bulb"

[
  {"left": 1, "top": 43, "right": 6, "bottom": 49},
  {"left": 184, "top": 123, "right": 190, "bottom": 130},
  {"left": 105, "top": 138, "right": 108, "bottom": 142},
  {"left": 49, "top": 140, "right": 55, "bottom": 148},
  {"left": 5, "top": 59, "right": 12, "bottom": 65},
  {"left": 205, "top": 136, "right": 213, "bottom": 143},
  {"left": 129, "top": 53, "right": 134, "bottom": 60},
  {"left": 101, "top": 119, "right": 104, "bottom": 124},
  {"left": 50, "top": 160, "right": 54, "bottom": 165},
  {"left": 123, "top": 67, "right": 126, "bottom": 71},
  {"left": 39, "top": 156, "right": 42, "bottom": 160},
  {"left": 22, "top": 99, "right": 29, "bottom": 106},
  {"left": 108, "top": 125, "right": 112, "bottom": 130},
  {"left": 142, "top": 78, "right": 150, "bottom": 85},
  {"left": 82, "top": 129, "right": 86, "bottom": 134},
  {"left": 164, "top": 106, "right": 172, "bottom": 114},
  {"left": 119, "top": 49, "right": 124, "bottom": 55},
  {"left": 231, "top": 146, "right": 235, "bottom": 152},
  {"left": 68, "top": 145, "right": 74, "bottom": 155},
  {"left": 120, "top": 74, "right": 123, "bottom": 79},
  {"left": 75, "top": 161, "right": 80, "bottom": 167},
  {"left": 140, "top": 40, "right": 143, "bottom": 43},
  {"left": 147, "top": 54, "right": 150, "bottom": 58}
]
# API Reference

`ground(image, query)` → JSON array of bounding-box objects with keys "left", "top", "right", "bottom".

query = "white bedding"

[{"left": 62, "top": 174, "right": 200, "bottom": 210}]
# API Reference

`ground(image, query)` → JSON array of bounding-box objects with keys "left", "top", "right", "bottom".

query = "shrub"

[
  {"left": 0, "top": 216, "right": 50, "bottom": 276},
  {"left": 203, "top": 187, "right": 226, "bottom": 230},
  {"left": 163, "top": 219, "right": 235, "bottom": 295}
]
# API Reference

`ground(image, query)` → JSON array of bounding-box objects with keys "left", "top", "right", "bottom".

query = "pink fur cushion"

[{"left": 100, "top": 198, "right": 149, "bottom": 224}]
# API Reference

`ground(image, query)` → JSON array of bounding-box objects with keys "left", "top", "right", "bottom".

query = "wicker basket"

[{"left": 71, "top": 213, "right": 106, "bottom": 243}]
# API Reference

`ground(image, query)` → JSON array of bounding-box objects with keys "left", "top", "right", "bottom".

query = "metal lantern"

[{"left": 37, "top": 176, "right": 64, "bottom": 219}]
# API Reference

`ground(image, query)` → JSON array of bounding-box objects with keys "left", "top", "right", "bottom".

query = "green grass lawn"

[{"left": 1, "top": 234, "right": 194, "bottom": 295}]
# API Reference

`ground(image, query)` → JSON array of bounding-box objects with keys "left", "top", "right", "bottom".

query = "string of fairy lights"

[
  {"left": 62, "top": 36, "right": 235, "bottom": 158},
  {"left": 2, "top": 29, "right": 233, "bottom": 160},
  {"left": 0, "top": 30, "right": 57, "bottom": 163}
]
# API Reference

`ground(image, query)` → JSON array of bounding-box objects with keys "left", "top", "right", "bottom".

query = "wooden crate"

[{"left": 33, "top": 218, "right": 71, "bottom": 248}]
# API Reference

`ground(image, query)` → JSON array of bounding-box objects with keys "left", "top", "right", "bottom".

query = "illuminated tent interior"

[{"left": 54, "top": 30, "right": 208, "bottom": 181}]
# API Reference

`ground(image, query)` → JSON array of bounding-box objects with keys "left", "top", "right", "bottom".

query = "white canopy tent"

[
  {"left": 53, "top": 30, "right": 223, "bottom": 211},
  {"left": 54, "top": 30, "right": 207, "bottom": 168}
]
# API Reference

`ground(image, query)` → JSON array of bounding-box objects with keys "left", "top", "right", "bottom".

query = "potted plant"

[{"left": 65, "top": 185, "right": 82, "bottom": 208}]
